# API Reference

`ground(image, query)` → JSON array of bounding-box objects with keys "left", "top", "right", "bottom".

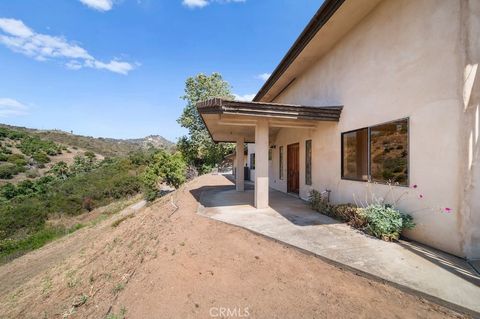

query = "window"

[
  {"left": 342, "top": 128, "right": 368, "bottom": 181},
  {"left": 250, "top": 153, "right": 255, "bottom": 169},
  {"left": 341, "top": 118, "right": 409, "bottom": 186},
  {"left": 269, "top": 148, "right": 272, "bottom": 161},
  {"left": 370, "top": 120, "right": 408, "bottom": 185},
  {"left": 279, "top": 146, "right": 284, "bottom": 180},
  {"left": 305, "top": 140, "right": 312, "bottom": 185}
]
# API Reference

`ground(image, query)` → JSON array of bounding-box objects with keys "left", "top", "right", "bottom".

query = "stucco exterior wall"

[
  {"left": 459, "top": 0, "right": 480, "bottom": 259},
  {"left": 269, "top": 0, "right": 474, "bottom": 257}
]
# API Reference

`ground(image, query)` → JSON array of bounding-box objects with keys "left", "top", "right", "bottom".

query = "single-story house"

[{"left": 197, "top": 0, "right": 480, "bottom": 259}]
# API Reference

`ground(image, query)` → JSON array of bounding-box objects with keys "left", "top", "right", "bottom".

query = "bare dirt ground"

[{"left": 0, "top": 174, "right": 467, "bottom": 319}]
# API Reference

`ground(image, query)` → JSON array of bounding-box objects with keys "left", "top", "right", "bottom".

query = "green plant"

[
  {"left": 7, "top": 154, "right": 27, "bottom": 167},
  {"left": 0, "top": 163, "right": 24, "bottom": 179},
  {"left": 111, "top": 214, "right": 134, "bottom": 228},
  {"left": 26, "top": 169, "right": 40, "bottom": 179},
  {"left": 141, "top": 150, "right": 187, "bottom": 201},
  {"left": 32, "top": 151, "right": 50, "bottom": 164},
  {"left": 177, "top": 73, "right": 235, "bottom": 171},
  {"left": 18, "top": 136, "right": 61, "bottom": 157},
  {"left": 333, "top": 203, "right": 368, "bottom": 228},
  {"left": 308, "top": 190, "right": 334, "bottom": 216},
  {"left": 112, "top": 283, "right": 125, "bottom": 295},
  {"left": 49, "top": 161, "right": 69, "bottom": 179},
  {"left": 362, "top": 204, "right": 415, "bottom": 241}
]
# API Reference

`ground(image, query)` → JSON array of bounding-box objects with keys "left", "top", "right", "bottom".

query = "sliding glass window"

[{"left": 341, "top": 119, "right": 409, "bottom": 186}]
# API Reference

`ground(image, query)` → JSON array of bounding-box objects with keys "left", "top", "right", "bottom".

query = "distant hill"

[
  {"left": 124, "top": 135, "right": 174, "bottom": 150},
  {"left": 0, "top": 124, "right": 174, "bottom": 157}
]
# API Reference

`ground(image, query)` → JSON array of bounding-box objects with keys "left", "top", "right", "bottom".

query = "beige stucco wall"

[
  {"left": 459, "top": 0, "right": 480, "bottom": 259},
  {"left": 268, "top": 0, "right": 478, "bottom": 257}
]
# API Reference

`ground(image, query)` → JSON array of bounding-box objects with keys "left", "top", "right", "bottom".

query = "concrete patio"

[{"left": 196, "top": 177, "right": 480, "bottom": 316}]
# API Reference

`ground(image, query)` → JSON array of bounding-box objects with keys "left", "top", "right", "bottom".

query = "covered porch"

[{"left": 196, "top": 98, "right": 343, "bottom": 208}]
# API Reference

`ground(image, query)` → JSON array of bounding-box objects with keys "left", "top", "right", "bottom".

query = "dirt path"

[{"left": 0, "top": 175, "right": 466, "bottom": 318}]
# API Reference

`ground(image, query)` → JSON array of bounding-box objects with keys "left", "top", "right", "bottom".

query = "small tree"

[{"left": 141, "top": 150, "right": 187, "bottom": 201}]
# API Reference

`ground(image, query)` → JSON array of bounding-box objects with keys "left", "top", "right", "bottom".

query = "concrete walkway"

[{"left": 196, "top": 179, "right": 480, "bottom": 316}]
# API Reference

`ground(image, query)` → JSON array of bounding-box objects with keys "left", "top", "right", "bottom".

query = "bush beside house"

[{"left": 309, "top": 190, "right": 415, "bottom": 241}]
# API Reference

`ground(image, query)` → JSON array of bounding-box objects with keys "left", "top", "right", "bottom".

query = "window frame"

[
  {"left": 250, "top": 153, "right": 255, "bottom": 170},
  {"left": 341, "top": 118, "right": 410, "bottom": 186},
  {"left": 305, "top": 139, "right": 312, "bottom": 185},
  {"left": 340, "top": 126, "right": 369, "bottom": 182},
  {"left": 279, "top": 146, "right": 284, "bottom": 180}
]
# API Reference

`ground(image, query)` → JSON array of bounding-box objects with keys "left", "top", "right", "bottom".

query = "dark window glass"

[
  {"left": 250, "top": 153, "right": 255, "bottom": 169},
  {"left": 342, "top": 128, "right": 368, "bottom": 181},
  {"left": 305, "top": 140, "right": 312, "bottom": 185},
  {"left": 279, "top": 146, "right": 284, "bottom": 180},
  {"left": 370, "top": 119, "right": 408, "bottom": 185}
]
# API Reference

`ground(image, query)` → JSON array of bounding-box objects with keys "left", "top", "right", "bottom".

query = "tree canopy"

[{"left": 177, "top": 73, "right": 235, "bottom": 173}]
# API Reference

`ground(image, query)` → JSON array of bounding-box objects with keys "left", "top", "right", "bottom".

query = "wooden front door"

[{"left": 287, "top": 143, "right": 300, "bottom": 194}]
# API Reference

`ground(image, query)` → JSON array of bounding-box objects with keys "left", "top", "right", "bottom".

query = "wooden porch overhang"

[{"left": 196, "top": 98, "right": 343, "bottom": 143}]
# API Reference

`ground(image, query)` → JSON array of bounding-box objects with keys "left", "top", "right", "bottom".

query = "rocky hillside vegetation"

[
  {"left": 0, "top": 125, "right": 185, "bottom": 264},
  {"left": 0, "top": 124, "right": 174, "bottom": 158}
]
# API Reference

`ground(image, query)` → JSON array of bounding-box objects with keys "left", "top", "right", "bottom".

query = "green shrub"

[
  {"left": 0, "top": 153, "right": 8, "bottom": 161},
  {"left": 309, "top": 190, "right": 414, "bottom": 241},
  {"left": 308, "top": 190, "right": 335, "bottom": 216},
  {"left": 49, "top": 161, "right": 69, "bottom": 179},
  {"left": 334, "top": 203, "right": 368, "bottom": 228},
  {"left": 25, "top": 169, "right": 39, "bottom": 179},
  {"left": 32, "top": 151, "right": 50, "bottom": 164},
  {"left": 141, "top": 150, "right": 187, "bottom": 201},
  {"left": 84, "top": 151, "right": 96, "bottom": 159},
  {"left": 7, "top": 154, "right": 27, "bottom": 167},
  {"left": 1, "top": 147, "right": 12, "bottom": 155},
  {"left": 0, "top": 183, "right": 17, "bottom": 200},
  {"left": 361, "top": 204, "right": 415, "bottom": 241},
  {"left": 18, "top": 136, "right": 61, "bottom": 157},
  {"left": 0, "top": 164, "right": 23, "bottom": 179}
]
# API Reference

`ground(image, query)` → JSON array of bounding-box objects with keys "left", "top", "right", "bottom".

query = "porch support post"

[
  {"left": 255, "top": 119, "right": 269, "bottom": 209},
  {"left": 235, "top": 136, "right": 244, "bottom": 191}
]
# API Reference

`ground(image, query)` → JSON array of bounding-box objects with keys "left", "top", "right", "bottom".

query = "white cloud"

[
  {"left": 233, "top": 93, "right": 255, "bottom": 102},
  {"left": 79, "top": 0, "right": 113, "bottom": 11},
  {"left": 0, "top": 98, "right": 29, "bottom": 117},
  {"left": 183, "top": 0, "right": 209, "bottom": 8},
  {"left": 182, "top": 0, "right": 245, "bottom": 9},
  {"left": 256, "top": 73, "right": 271, "bottom": 81},
  {"left": 0, "top": 18, "right": 33, "bottom": 37},
  {"left": 0, "top": 18, "right": 135, "bottom": 75}
]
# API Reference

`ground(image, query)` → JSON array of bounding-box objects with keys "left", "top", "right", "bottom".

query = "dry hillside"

[{"left": 0, "top": 124, "right": 174, "bottom": 158}]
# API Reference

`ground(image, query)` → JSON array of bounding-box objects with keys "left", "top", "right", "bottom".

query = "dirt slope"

[{"left": 0, "top": 175, "right": 466, "bottom": 319}]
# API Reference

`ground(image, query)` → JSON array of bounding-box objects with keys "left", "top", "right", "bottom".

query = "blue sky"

[{"left": 0, "top": 0, "right": 322, "bottom": 142}]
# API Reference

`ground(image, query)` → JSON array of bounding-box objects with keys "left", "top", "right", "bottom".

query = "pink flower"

[
  {"left": 413, "top": 184, "right": 418, "bottom": 189},
  {"left": 444, "top": 207, "right": 452, "bottom": 213}
]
